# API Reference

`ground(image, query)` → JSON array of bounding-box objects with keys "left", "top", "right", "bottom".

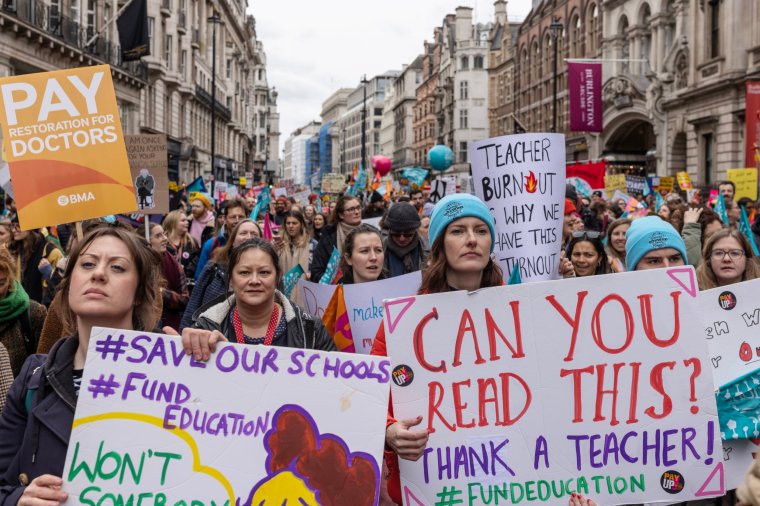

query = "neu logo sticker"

[
  {"left": 392, "top": 365, "right": 414, "bottom": 387},
  {"left": 660, "top": 470, "right": 685, "bottom": 494}
]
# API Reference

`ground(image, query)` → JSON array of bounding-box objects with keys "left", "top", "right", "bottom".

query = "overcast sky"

[{"left": 248, "top": 0, "right": 534, "bottom": 157}]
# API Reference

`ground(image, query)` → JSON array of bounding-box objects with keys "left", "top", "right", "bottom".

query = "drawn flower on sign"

[
  {"left": 247, "top": 404, "right": 380, "bottom": 506},
  {"left": 525, "top": 171, "right": 538, "bottom": 194}
]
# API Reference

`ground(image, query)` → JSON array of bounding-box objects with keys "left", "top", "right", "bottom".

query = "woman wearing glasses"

[
  {"left": 382, "top": 202, "right": 428, "bottom": 278},
  {"left": 309, "top": 195, "right": 362, "bottom": 282},
  {"left": 696, "top": 228, "right": 760, "bottom": 289},
  {"left": 564, "top": 231, "right": 610, "bottom": 277}
]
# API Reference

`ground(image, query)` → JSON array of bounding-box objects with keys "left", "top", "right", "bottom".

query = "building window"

[
  {"left": 70, "top": 0, "right": 79, "bottom": 22},
  {"left": 50, "top": 0, "right": 61, "bottom": 30},
  {"left": 571, "top": 15, "right": 581, "bottom": 58},
  {"left": 459, "top": 141, "right": 468, "bottom": 163},
  {"left": 459, "top": 81, "right": 468, "bottom": 100},
  {"left": 474, "top": 55, "right": 484, "bottom": 69},
  {"left": 702, "top": 133, "right": 714, "bottom": 184},
  {"left": 180, "top": 50, "right": 187, "bottom": 79},
  {"left": 460, "top": 56, "right": 469, "bottom": 70},
  {"left": 708, "top": 0, "right": 720, "bottom": 58},
  {"left": 165, "top": 35, "right": 172, "bottom": 69},
  {"left": 459, "top": 109, "right": 468, "bottom": 129},
  {"left": 587, "top": 4, "right": 599, "bottom": 54},
  {"left": 226, "top": 59, "right": 232, "bottom": 79},
  {"left": 86, "top": 0, "right": 96, "bottom": 38},
  {"left": 148, "top": 17, "right": 155, "bottom": 55}
]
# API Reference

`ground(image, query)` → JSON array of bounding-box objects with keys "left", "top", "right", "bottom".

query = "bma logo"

[{"left": 57, "top": 192, "right": 95, "bottom": 206}]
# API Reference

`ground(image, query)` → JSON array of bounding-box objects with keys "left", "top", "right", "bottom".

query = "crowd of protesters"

[{"left": 2, "top": 177, "right": 760, "bottom": 505}]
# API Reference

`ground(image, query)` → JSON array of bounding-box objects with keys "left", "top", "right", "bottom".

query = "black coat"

[
  {"left": 0, "top": 337, "right": 77, "bottom": 504},
  {"left": 309, "top": 225, "right": 338, "bottom": 282},
  {"left": 193, "top": 291, "right": 337, "bottom": 352}
]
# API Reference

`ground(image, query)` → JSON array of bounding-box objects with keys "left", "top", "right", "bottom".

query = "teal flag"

[
  {"left": 739, "top": 207, "right": 760, "bottom": 256},
  {"left": 716, "top": 368, "right": 760, "bottom": 440},
  {"left": 507, "top": 264, "right": 521, "bottom": 285},
  {"left": 401, "top": 168, "right": 428, "bottom": 188},
  {"left": 249, "top": 202, "right": 261, "bottom": 220},
  {"left": 655, "top": 192, "right": 664, "bottom": 212},
  {"left": 282, "top": 264, "right": 305, "bottom": 297},
  {"left": 714, "top": 194, "right": 729, "bottom": 224},
  {"left": 186, "top": 176, "right": 207, "bottom": 194},
  {"left": 319, "top": 246, "right": 341, "bottom": 285},
  {"left": 356, "top": 164, "right": 367, "bottom": 192},
  {"left": 258, "top": 186, "right": 271, "bottom": 210}
]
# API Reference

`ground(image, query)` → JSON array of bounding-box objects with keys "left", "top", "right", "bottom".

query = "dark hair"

[
  {"left": 738, "top": 197, "right": 755, "bottom": 210},
  {"left": 698, "top": 207, "right": 723, "bottom": 240},
  {"left": 565, "top": 234, "right": 609, "bottom": 276},
  {"left": 212, "top": 219, "right": 262, "bottom": 264},
  {"left": 418, "top": 224, "right": 504, "bottom": 294},
  {"left": 330, "top": 195, "right": 360, "bottom": 225},
  {"left": 58, "top": 223, "right": 163, "bottom": 333},
  {"left": 718, "top": 180, "right": 736, "bottom": 193},
  {"left": 226, "top": 238, "right": 283, "bottom": 291},
  {"left": 339, "top": 224, "right": 385, "bottom": 284},
  {"left": 282, "top": 210, "right": 309, "bottom": 248},
  {"left": 221, "top": 198, "right": 246, "bottom": 216},
  {"left": 410, "top": 189, "right": 423, "bottom": 198},
  {"left": 312, "top": 213, "right": 326, "bottom": 229},
  {"left": 605, "top": 218, "right": 631, "bottom": 262}
]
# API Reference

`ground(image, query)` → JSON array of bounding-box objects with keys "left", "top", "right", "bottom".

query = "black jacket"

[
  {"left": 309, "top": 225, "right": 338, "bottom": 282},
  {"left": 0, "top": 337, "right": 77, "bottom": 504},
  {"left": 193, "top": 291, "right": 337, "bottom": 351}
]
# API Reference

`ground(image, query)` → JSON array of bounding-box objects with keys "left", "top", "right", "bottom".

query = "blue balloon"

[{"left": 428, "top": 145, "right": 454, "bottom": 172}]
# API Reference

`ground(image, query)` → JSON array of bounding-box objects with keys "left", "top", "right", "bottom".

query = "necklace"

[{"left": 232, "top": 304, "right": 280, "bottom": 345}]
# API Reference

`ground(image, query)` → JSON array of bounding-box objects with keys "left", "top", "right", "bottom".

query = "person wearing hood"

[
  {"left": 188, "top": 194, "right": 215, "bottom": 245},
  {"left": 382, "top": 202, "right": 428, "bottom": 277},
  {"left": 362, "top": 192, "right": 386, "bottom": 219}
]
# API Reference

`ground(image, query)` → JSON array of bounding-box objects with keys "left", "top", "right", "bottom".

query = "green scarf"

[{"left": 0, "top": 280, "right": 30, "bottom": 322}]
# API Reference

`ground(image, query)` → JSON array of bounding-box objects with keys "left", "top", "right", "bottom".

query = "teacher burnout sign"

[
  {"left": 385, "top": 267, "right": 722, "bottom": 505},
  {"left": 469, "top": 133, "right": 565, "bottom": 282}
]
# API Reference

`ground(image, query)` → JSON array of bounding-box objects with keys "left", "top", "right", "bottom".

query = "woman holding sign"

[
  {"left": 370, "top": 193, "right": 503, "bottom": 504},
  {"left": 0, "top": 224, "right": 173, "bottom": 504},
  {"left": 187, "top": 238, "right": 336, "bottom": 350},
  {"left": 337, "top": 224, "right": 386, "bottom": 284}
]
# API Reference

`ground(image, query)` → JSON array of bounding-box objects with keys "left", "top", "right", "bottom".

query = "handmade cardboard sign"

[
  {"left": 727, "top": 168, "right": 758, "bottom": 201},
  {"left": 125, "top": 134, "right": 169, "bottom": 214},
  {"left": 605, "top": 174, "right": 627, "bottom": 195},
  {"left": 385, "top": 268, "right": 722, "bottom": 505},
  {"left": 0, "top": 65, "right": 136, "bottom": 230},
  {"left": 469, "top": 133, "right": 565, "bottom": 282},
  {"left": 62, "top": 328, "right": 390, "bottom": 505}
]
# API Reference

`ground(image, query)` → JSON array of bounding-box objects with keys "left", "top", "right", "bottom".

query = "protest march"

[{"left": 1, "top": 22, "right": 760, "bottom": 506}]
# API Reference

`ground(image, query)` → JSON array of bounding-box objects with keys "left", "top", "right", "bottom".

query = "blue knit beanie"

[
  {"left": 429, "top": 194, "right": 496, "bottom": 253},
  {"left": 625, "top": 216, "right": 687, "bottom": 271}
]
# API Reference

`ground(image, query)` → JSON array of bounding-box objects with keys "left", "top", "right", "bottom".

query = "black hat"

[
  {"left": 370, "top": 191, "right": 384, "bottom": 203},
  {"left": 385, "top": 202, "right": 421, "bottom": 231},
  {"left": 592, "top": 190, "right": 603, "bottom": 198}
]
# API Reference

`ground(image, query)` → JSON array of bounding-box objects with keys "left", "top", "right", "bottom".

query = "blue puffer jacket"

[
  {"left": 0, "top": 337, "right": 77, "bottom": 504},
  {"left": 180, "top": 262, "right": 227, "bottom": 331}
]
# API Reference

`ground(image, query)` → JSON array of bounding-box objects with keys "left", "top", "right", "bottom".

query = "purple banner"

[{"left": 568, "top": 62, "right": 602, "bottom": 132}]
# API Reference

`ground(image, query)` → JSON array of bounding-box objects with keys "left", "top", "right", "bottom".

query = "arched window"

[
  {"left": 618, "top": 15, "right": 630, "bottom": 73},
  {"left": 543, "top": 32, "right": 552, "bottom": 78},
  {"left": 570, "top": 13, "right": 581, "bottom": 58},
  {"left": 521, "top": 46, "right": 528, "bottom": 90},
  {"left": 460, "top": 56, "right": 469, "bottom": 70},
  {"left": 586, "top": 4, "right": 599, "bottom": 54},
  {"left": 532, "top": 39, "right": 540, "bottom": 84},
  {"left": 640, "top": 3, "right": 652, "bottom": 70},
  {"left": 474, "top": 55, "right": 484, "bottom": 69}
]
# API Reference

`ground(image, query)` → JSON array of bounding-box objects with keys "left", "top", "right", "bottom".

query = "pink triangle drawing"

[
  {"left": 384, "top": 297, "right": 416, "bottom": 334},
  {"left": 695, "top": 462, "right": 724, "bottom": 497},
  {"left": 404, "top": 486, "right": 427, "bottom": 506},
  {"left": 667, "top": 267, "right": 697, "bottom": 298}
]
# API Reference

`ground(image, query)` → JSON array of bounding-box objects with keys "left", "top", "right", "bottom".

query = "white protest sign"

[
  {"left": 362, "top": 217, "right": 382, "bottom": 229},
  {"left": 469, "top": 133, "right": 565, "bottom": 282},
  {"left": 385, "top": 267, "right": 722, "bottom": 505},
  {"left": 428, "top": 178, "right": 451, "bottom": 204},
  {"left": 297, "top": 279, "right": 337, "bottom": 319},
  {"left": 699, "top": 278, "right": 760, "bottom": 388},
  {"left": 343, "top": 271, "right": 421, "bottom": 354},
  {"left": 273, "top": 187, "right": 287, "bottom": 199},
  {"left": 63, "top": 328, "right": 390, "bottom": 505}
]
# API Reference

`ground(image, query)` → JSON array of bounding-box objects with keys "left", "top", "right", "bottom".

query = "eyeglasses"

[
  {"left": 343, "top": 205, "right": 362, "bottom": 213},
  {"left": 390, "top": 231, "right": 416, "bottom": 239},
  {"left": 571, "top": 231, "right": 601, "bottom": 239},
  {"left": 711, "top": 249, "right": 745, "bottom": 260}
]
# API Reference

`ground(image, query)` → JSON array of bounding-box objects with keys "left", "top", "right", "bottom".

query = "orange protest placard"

[{"left": 0, "top": 65, "right": 136, "bottom": 230}]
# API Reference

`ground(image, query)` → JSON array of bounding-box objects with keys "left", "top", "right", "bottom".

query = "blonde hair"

[{"left": 696, "top": 228, "right": 760, "bottom": 290}]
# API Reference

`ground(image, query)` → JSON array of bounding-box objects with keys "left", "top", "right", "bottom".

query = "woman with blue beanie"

[
  {"left": 370, "top": 193, "right": 502, "bottom": 504},
  {"left": 625, "top": 215, "right": 688, "bottom": 271}
]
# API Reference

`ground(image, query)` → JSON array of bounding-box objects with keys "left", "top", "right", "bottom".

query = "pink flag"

[
  {"left": 568, "top": 62, "right": 603, "bottom": 132},
  {"left": 263, "top": 213, "right": 273, "bottom": 241}
]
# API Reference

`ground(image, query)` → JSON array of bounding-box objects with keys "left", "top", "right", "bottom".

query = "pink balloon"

[{"left": 371, "top": 155, "right": 392, "bottom": 176}]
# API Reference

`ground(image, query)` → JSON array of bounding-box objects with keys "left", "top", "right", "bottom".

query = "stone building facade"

[
  {"left": 0, "top": 0, "right": 277, "bottom": 185},
  {"left": 413, "top": 32, "right": 443, "bottom": 168}
]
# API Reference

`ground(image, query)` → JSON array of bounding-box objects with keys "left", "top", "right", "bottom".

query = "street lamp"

[
  {"left": 208, "top": 11, "right": 223, "bottom": 181},
  {"left": 360, "top": 75, "right": 368, "bottom": 172},
  {"left": 550, "top": 18, "right": 563, "bottom": 133}
]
